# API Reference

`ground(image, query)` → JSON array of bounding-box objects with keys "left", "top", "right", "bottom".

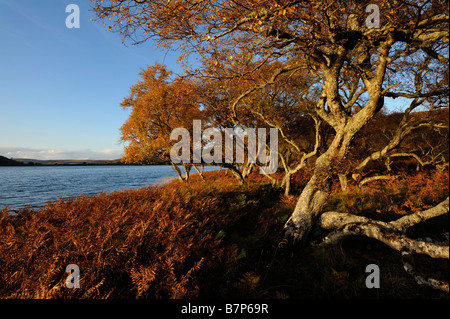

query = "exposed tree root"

[
  {"left": 318, "top": 221, "right": 448, "bottom": 259},
  {"left": 401, "top": 252, "right": 449, "bottom": 293},
  {"left": 316, "top": 197, "right": 449, "bottom": 291},
  {"left": 320, "top": 197, "right": 449, "bottom": 234}
]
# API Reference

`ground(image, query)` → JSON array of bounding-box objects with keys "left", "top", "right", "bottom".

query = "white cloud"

[{"left": 0, "top": 146, "right": 123, "bottom": 160}]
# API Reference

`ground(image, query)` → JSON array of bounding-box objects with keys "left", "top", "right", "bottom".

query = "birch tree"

[
  {"left": 120, "top": 63, "right": 204, "bottom": 181},
  {"left": 94, "top": 1, "right": 449, "bottom": 276}
]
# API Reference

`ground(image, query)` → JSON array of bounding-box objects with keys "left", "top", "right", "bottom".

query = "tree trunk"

[
  {"left": 282, "top": 122, "right": 357, "bottom": 242},
  {"left": 282, "top": 172, "right": 292, "bottom": 197},
  {"left": 170, "top": 162, "right": 192, "bottom": 182},
  {"left": 359, "top": 175, "right": 399, "bottom": 187},
  {"left": 171, "top": 162, "right": 186, "bottom": 181},
  {"left": 242, "top": 162, "right": 255, "bottom": 179},
  {"left": 284, "top": 150, "right": 336, "bottom": 242},
  {"left": 282, "top": 31, "right": 390, "bottom": 243},
  {"left": 264, "top": 173, "right": 278, "bottom": 188},
  {"left": 221, "top": 163, "right": 245, "bottom": 185},
  {"left": 182, "top": 163, "right": 192, "bottom": 181},
  {"left": 193, "top": 164, "right": 205, "bottom": 180}
]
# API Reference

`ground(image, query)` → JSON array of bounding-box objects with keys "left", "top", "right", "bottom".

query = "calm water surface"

[{"left": 0, "top": 165, "right": 217, "bottom": 211}]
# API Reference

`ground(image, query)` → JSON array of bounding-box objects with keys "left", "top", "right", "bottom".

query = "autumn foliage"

[
  {"left": 120, "top": 63, "right": 203, "bottom": 165},
  {"left": 2, "top": 0, "right": 447, "bottom": 299},
  {"left": 1, "top": 167, "right": 448, "bottom": 298}
]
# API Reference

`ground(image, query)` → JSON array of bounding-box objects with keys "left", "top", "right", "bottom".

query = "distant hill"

[
  {"left": 0, "top": 156, "right": 24, "bottom": 166},
  {"left": 12, "top": 158, "right": 124, "bottom": 166},
  {"left": 3, "top": 157, "right": 169, "bottom": 166}
]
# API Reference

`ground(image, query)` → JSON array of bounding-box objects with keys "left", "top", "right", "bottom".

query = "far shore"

[{"left": 0, "top": 155, "right": 169, "bottom": 166}]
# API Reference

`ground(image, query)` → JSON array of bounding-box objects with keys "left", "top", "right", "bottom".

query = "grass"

[{"left": 0, "top": 168, "right": 448, "bottom": 299}]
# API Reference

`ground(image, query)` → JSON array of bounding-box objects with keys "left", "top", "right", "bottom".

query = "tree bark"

[
  {"left": 283, "top": 149, "right": 337, "bottom": 242},
  {"left": 320, "top": 222, "right": 449, "bottom": 259},
  {"left": 320, "top": 197, "right": 449, "bottom": 233},
  {"left": 319, "top": 197, "right": 449, "bottom": 259},
  {"left": 281, "top": 172, "right": 292, "bottom": 197}
]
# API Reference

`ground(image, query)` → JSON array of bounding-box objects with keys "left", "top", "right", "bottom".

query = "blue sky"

[
  {"left": 0, "top": 0, "right": 182, "bottom": 160},
  {"left": 0, "top": 1, "right": 418, "bottom": 161}
]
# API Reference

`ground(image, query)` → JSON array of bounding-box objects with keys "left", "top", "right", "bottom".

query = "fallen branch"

[{"left": 358, "top": 175, "right": 400, "bottom": 187}]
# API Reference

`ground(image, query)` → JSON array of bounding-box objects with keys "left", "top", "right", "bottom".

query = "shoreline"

[
  {"left": 1, "top": 169, "right": 447, "bottom": 299},
  {"left": 0, "top": 167, "right": 210, "bottom": 213}
]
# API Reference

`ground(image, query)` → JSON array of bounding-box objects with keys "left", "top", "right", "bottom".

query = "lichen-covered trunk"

[
  {"left": 284, "top": 129, "right": 352, "bottom": 242},
  {"left": 284, "top": 150, "right": 336, "bottom": 242},
  {"left": 282, "top": 42, "right": 388, "bottom": 242}
]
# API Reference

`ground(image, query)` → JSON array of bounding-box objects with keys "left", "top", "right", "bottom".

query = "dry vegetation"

[{"left": 0, "top": 165, "right": 448, "bottom": 299}]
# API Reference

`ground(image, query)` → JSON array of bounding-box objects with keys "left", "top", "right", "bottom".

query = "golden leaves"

[{"left": 119, "top": 63, "right": 203, "bottom": 164}]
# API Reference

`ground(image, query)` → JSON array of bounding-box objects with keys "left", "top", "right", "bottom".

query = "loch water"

[{"left": 0, "top": 165, "right": 218, "bottom": 211}]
